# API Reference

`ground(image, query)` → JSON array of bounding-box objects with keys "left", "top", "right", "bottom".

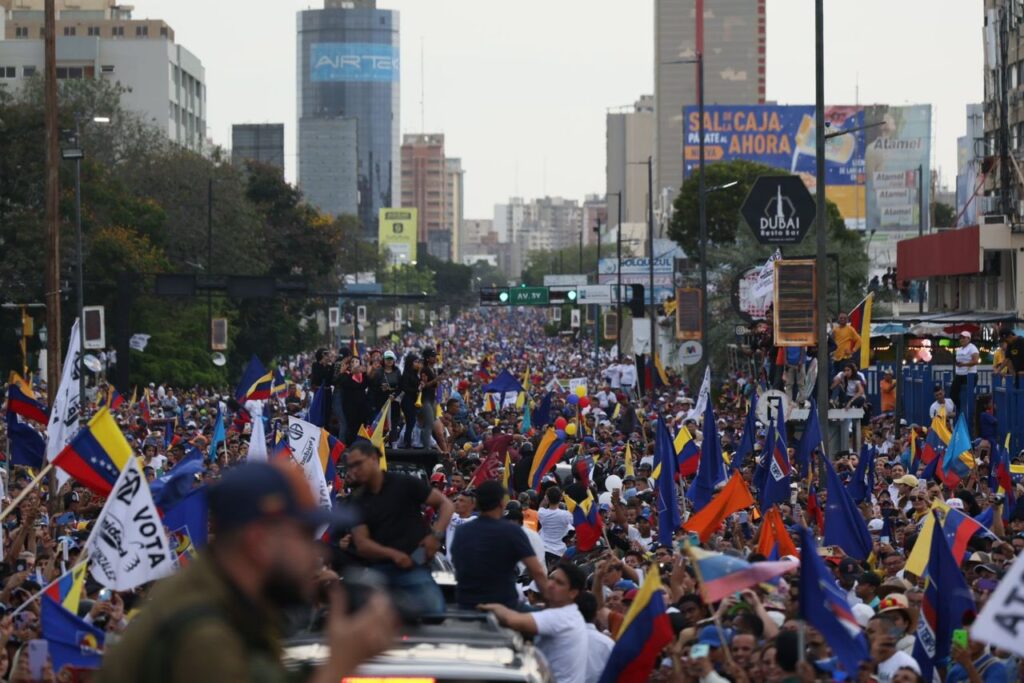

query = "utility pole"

[
  {"left": 207, "top": 178, "right": 213, "bottom": 347},
  {"left": 44, "top": 0, "right": 62, "bottom": 400},
  {"left": 814, "top": 0, "right": 830, "bottom": 423},
  {"left": 610, "top": 192, "right": 623, "bottom": 357},
  {"left": 696, "top": 0, "right": 708, "bottom": 378},
  {"left": 647, "top": 156, "right": 656, "bottom": 371}
]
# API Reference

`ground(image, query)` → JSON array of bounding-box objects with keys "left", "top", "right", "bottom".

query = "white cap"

[
  {"left": 867, "top": 518, "right": 885, "bottom": 532},
  {"left": 945, "top": 497, "right": 965, "bottom": 510},
  {"left": 960, "top": 331, "right": 972, "bottom": 340},
  {"left": 852, "top": 603, "right": 875, "bottom": 629}
]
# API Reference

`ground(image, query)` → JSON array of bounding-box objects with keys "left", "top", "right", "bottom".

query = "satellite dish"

[
  {"left": 82, "top": 354, "right": 102, "bottom": 373},
  {"left": 211, "top": 352, "right": 227, "bottom": 367}
]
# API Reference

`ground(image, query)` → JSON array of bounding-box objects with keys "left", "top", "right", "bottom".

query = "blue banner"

[{"left": 311, "top": 43, "right": 399, "bottom": 83}]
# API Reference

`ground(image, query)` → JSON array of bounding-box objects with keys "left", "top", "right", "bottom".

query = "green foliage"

[{"left": 934, "top": 202, "right": 956, "bottom": 228}]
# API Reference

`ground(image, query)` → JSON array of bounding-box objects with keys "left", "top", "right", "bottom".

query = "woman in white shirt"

[{"left": 951, "top": 331, "right": 980, "bottom": 416}]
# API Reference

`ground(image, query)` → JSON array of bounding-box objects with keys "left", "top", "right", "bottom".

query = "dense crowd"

[{"left": 0, "top": 306, "right": 1022, "bottom": 683}]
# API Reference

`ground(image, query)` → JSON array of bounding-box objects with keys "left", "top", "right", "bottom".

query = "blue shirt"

[{"left": 947, "top": 654, "right": 1011, "bottom": 683}]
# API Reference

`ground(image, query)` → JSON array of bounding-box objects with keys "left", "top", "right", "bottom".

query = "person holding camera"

[{"left": 335, "top": 354, "right": 368, "bottom": 444}]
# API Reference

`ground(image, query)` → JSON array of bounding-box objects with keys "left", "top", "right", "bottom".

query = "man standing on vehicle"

[
  {"left": 450, "top": 481, "right": 548, "bottom": 610},
  {"left": 480, "top": 563, "right": 589, "bottom": 683},
  {"left": 99, "top": 461, "right": 396, "bottom": 683},
  {"left": 345, "top": 439, "right": 455, "bottom": 616}
]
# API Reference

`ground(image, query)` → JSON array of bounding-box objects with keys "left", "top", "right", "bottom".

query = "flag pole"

[
  {"left": 10, "top": 552, "right": 89, "bottom": 617},
  {"left": 0, "top": 463, "right": 54, "bottom": 521}
]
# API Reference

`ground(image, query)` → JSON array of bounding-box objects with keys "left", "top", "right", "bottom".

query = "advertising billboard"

[
  {"left": 378, "top": 208, "right": 417, "bottom": 263},
  {"left": 683, "top": 104, "right": 932, "bottom": 232},
  {"left": 598, "top": 257, "right": 673, "bottom": 304},
  {"left": 311, "top": 43, "right": 399, "bottom": 82}
]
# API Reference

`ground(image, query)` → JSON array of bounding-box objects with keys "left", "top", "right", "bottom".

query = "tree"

[
  {"left": 933, "top": 202, "right": 956, "bottom": 228},
  {"left": 521, "top": 243, "right": 625, "bottom": 286}
]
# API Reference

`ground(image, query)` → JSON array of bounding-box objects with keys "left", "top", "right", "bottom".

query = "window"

[
  {"left": 0, "top": 67, "right": 16, "bottom": 79},
  {"left": 135, "top": 25, "right": 148, "bottom": 36},
  {"left": 87, "top": 26, "right": 100, "bottom": 36},
  {"left": 63, "top": 26, "right": 76, "bottom": 36},
  {"left": 1012, "top": 63, "right": 1019, "bottom": 90},
  {"left": 1018, "top": 122, "right": 1024, "bottom": 149},
  {"left": 23, "top": 65, "right": 36, "bottom": 77},
  {"left": 112, "top": 26, "right": 124, "bottom": 36},
  {"left": 101, "top": 64, "right": 114, "bottom": 73},
  {"left": 55, "top": 66, "right": 84, "bottom": 79},
  {"left": 15, "top": 26, "right": 28, "bottom": 38},
  {"left": 160, "top": 26, "right": 168, "bottom": 37},
  {"left": 1013, "top": 124, "right": 1019, "bottom": 151}
]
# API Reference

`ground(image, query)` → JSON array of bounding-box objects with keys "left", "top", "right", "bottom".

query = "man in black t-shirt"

[
  {"left": 450, "top": 481, "right": 548, "bottom": 610},
  {"left": 346, "top": 440, "right": 454, "bottom": 615},
  {"left": 1000, "top": 328, "right": 1024, "bottom": 378}
]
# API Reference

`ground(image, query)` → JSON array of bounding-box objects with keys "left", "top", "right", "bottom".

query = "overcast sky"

[{"left": 142, "top": 0, "right": 982, "bottom": 218}]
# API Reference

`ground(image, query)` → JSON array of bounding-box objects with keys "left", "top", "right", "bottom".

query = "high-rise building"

[
  {"left": 299, "top": 117, "right": 359, "bottom": 219},
  {"left": 445, "top": 157, "right": 464, "bottom": 262},
  {"left": 607, "top": 95, "right": 655, "bottom": 228},
  {"left": 654, "top": 0, "right": 765, "bottom": 208},
  {"left": 0, "top": 0, "right": 207, "bottom": 151},
  {"left": 232, "top": 123, "right": 285, "bottom": 172},
  {"left": 582, "top": 194, "right": 608, "bottom": 248},
  {"left": 297, "top": 0, "right": 399, "bottom": 237},
  {"left": 400, "top": 133, "right": 449, "bottom": 259}
]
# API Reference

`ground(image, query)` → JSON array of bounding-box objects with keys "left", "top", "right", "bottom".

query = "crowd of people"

[{"left": 0, "top": 305, "right": 1022, "bottom": 682}]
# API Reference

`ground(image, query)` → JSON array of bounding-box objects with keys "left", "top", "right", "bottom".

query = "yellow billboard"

[{"left": 378, "top": 208, "right": 418, "bottom": 264}]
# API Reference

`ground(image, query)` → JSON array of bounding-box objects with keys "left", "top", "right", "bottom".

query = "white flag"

[
  {"left": 128, "top": 334, "right": 150, "bottom": 352},
  {"left": 972, "top": 549, "right": 1024, "bottom": 657},
  {"left": 47, "top": 320, "right": 83, "bottom": 490},
  {"left": 287, "top": 417, "right": 332, "bottom": 510},
  {"left": 688, "top": 367, "right": 712, "bottom": 422},
  {"left": 85, "top": 457, "right": 177, "bottom": 590},
  {"left": 247, "top": 415, "right": 268, "bottom": 462},
  {"left": 749, "top": 249, "right": 782, "bottom": 300}
]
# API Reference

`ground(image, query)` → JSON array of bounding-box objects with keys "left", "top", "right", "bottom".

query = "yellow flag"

[
  {"left": 905, "top": 500, "right": 950, "bottom": 576},
  {"left": 624, "top": 443, "right": 634, "bottom": 477},
  {"left": 64, "top": 562, "right": 88, "bottom": 615}
]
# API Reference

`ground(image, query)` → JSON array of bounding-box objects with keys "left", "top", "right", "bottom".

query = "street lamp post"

[
  {"left": 594, "top": 219, "right": 603, "bottom": 363},
  {"left": 607, "top": 191, "right": 623, "bottom": 357}
]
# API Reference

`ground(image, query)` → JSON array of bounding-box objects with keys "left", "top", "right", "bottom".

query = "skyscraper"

[
  {"left": 401, "top": 133, "right": 449, "bottom": 260},
  {"left": 607, "top": 95, "right": 655, "bottom": 227},
  {"left": 445, "top": 157, "right": 465, "bottom": 262},
  {"left": 654, "top": 0, "right": 765, "bottom": 208},
  {"left": 297, "top": 0, "right": 399, "bottom": 238}
]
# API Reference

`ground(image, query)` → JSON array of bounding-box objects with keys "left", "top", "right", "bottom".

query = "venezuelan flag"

[
  {"left": 598, "top": 566, "right": 673, "bottom": 683},
  {"left": 319, "top": 429, "right": 345, "bottom": 492},
  {"left": 942, "top": 506, "right": 986, "bottom": 565},
  {"left": 53, "top": 408, "right": 132, "bottom": 497},
  {"left": 271, "top": 430, "right": 291, "bottom": 460},
  {"left": 138, "top": 389, "right": 152, "bottom": 423},
  {"left": 235, "top": 355, "right": 273, "bottom": 402},
  {"left": 527, "top": 428, "right": 568, "bottom": 490},
  {"left": 674, "top": 425, "right": 700, "bottom": 477},
  {"left": 6, "top": 383, "right": 49, "bottom": 425},
  {"left": 97, "top": 385, "right": 124, "bottom": 412},
  {"left": 270, "top": 370, "right": 288, "bottom": 399},
  {"left": 687, "top": 544, "right": 798, "bottom": 604},
  {"left": 44, "top": 562, "right": 87, "bottom": 616},
  {"left": 847, "top": 292, "right": 873, "bottom": 369},
  {"left": 564, "top": 490, "right": 603, "bottom": 552},
  {"left": 651, "top": 353, "right": 669, "bottom": 388}
]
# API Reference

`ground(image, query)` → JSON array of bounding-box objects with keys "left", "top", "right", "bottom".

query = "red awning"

[{"left": 896, "top": 226, "right": 980, "bottom": 280}]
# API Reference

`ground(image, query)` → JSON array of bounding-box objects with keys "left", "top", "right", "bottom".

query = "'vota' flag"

[
  {"left": 732, "top": 392, "right": 758, "bottom": 472},
  {"left": 564, "top": 490, "right": 603, "bottom": 552},
  {"left": 794, "top": 399, "right": 823, "bottom": 481},
  {"left": 942, "top": 506, "right": 986, "bottom": 565},
  {"left": 796, "top": 526, "right": 869, "bottom": 675},
  {"left": 674, "top": 425, "right": 701, "bottom": 478},
  {"left": 759, "top": 403, "right": 791, "bottom": 510},
  {"left": 597, "top": 566, "right": 673, "bottom": 683},
  {"left": 53, "top": 408, "right": 132, "bottom": 497},
  {"left": 531, "top": 391, "right": 554, "bottom": 430},
  {"left": 235, "top": 355, "right": 272, "bottom": 401},
  {"left": 6, "top": 383, "right": 49, "bottom": 424},
  {"left": 5, "top": 410, "right": 45, "bottom": 469},
  {"left": 527, "top": 428, "right": 568, "bottom": 490},
  {"left": 822, "top": 455, "right": 873, "bottom": 561},
  {"left": 41, "top": 596, "right": 105, "bottom": 671},
  {"left": 942, "top": 413, "right": 975, "bottom": 488},
  {"left": 686, "top": 400, "right": 725, "bottom": 513},
  {"left": 912, "top": 511, "right": 975, "bottom": 683},
  {"left": 654, "top": 419, "right": 681, "bottom": 547}
]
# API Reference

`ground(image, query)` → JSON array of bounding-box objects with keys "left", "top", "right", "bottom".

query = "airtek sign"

[
  {"left": 311, "top": 43, "right": 399, "bottom": 82},
  {"left": 740, "top": 175, "right": 815, "bottom": 245}
]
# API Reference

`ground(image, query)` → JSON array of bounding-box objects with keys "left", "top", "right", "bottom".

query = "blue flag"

[
  {"left": 796, "top": 526, "right": 869, "bottom": 675},
  {"left": 209, "top": 410, "right": 225, "bottom": 462},
  {"left": 4, "top": 410, "right": 45, "bottom": 469},
  {"left": 794, "top": 399, "right": 823, "bottom": 481},
  {"left": 531, "top": 391, "right": 553, "bottom": 430},
  {"left": 151, "top": 459, "right": 205, "bottom": 510},
  {"left": 307, "top": 386, "right": 331, "bottom": 428},
  {"left": 822, "top": 456, "right": 873, "bottom": 560},
  {"left": 686, "top": 400, "right": 725, "bottom": 512},
  {"left": 759, "top": 404, "right": 791, "bottom": 510},
  {"left": 847, "top": 444, "right": 875, "bottom": 504},
  {"left": 41, "top": 596, "right": 104, "bottom": 671},
  {"left": 163, "top": 487, "right": 209, "bottom": 556},
  {"left": 732, "top": 392, "right": 758, "bottom": 471},
  {"left": 654, "top": 418, "right": 680, "bottom": 547},
  {"left": 911, "top": 511, "right": 975, "bottom": 682}
]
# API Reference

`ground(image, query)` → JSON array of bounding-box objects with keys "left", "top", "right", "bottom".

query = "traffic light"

[
  {"left": 548, "top": 286, "right": 578, "bottom": 305},
  {"left": 628, "top": 284, "right": 645, "bottom": 318},
  {"left": 479, "top": 287, "right": 510, "bottom": 306}
]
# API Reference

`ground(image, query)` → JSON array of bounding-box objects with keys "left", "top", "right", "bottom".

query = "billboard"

[
  {"left": 864, "top": 105, "right": 931, "bottom": 231},
  {"left": 683, "top": 104, "right": 932, "bottom": 232},
  {"left": 311, "top": 43, "right": 399, "bottom": 82},
  {"left": 598, "top": 257, "right": 673, "bottom": 304},
  {"left": 378, "top": 208, "right": 417, "bottom": 263}
]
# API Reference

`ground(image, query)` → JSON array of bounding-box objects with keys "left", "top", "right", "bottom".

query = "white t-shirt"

[
  {"left": 446, "top": 515, "right": 474, "bottom": 560},
  {"left": 517, "top": 525, "right": 547, "bottom": 574},
  {"left": 929, "top": 398, "right": 955, "bottom": 419},
  {"left": 584, "top": 623, "right": 615, "bottom": 683},
  {"left": 955, "top": 343, "right": 979, "bottom": 375},
  {"left": 532, "top": 604, "right": 588, "bottom": 683},
  {"left": 876, "top": 650, "right": 920, "bottom": 682},
  {"left": 537, "top": 507, "right": 574, "bottom": 557},
  {"left": 595, "top": 390, "right": 617, "bottom": 410},
  {"left": 605, "top": 365, "right": 622, "bottom": 389},
  {"left": 619, "top": 364, "right": 637, "bottom": 388}
]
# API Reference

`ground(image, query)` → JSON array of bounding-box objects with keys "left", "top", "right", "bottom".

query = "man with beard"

[{"left": 99, "top": 461, "right": 396, "bottom": 683}]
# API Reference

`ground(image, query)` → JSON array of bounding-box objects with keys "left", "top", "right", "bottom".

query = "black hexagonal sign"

[{"left": 740, "top": 175, "right": 816, "bottom": 245}]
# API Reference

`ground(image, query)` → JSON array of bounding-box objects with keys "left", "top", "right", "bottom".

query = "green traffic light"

[{"left": 567, "top": 290, "right": 577, "bottom": 301}]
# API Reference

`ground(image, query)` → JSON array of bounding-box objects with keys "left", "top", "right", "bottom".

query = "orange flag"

[
  {"left": 755, "top": 506, "right": 800, "bottom": 558},
  {"left": 683, "top": 471, "right": 754, "bottom": 543}
]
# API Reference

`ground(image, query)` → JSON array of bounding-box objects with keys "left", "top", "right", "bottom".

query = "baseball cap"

[
  {"left": 867, "top": 519, "right": 884, "bottom": 532},
  {"left": 209, "top": 461, "right": 358, "bottom": 534},
  {"left": 945, "top": 498, "right": 965, "bottom": 510},
  {"left": 383, "top": 350, "right": 396, "bottom": 360},
  {"left": 838, "top": 557, "right": 861, "bottom": 576},
  {"left": 696, "top": 624, "right": 730, "bottom": 648},
  {"left": 893, "top": 474, "right": 919, "bottom": 487},
  {"left": 960, "top": 331, "right": 972, "bottom": 340}
]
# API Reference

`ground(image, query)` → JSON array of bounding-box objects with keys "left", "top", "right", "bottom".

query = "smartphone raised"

[
  {"left": 952, "top": 628, "right": 968, "bottom": 650},
  {"left": 27, "top": 639, "right": 48, "bottom": 680},
  {"left": 690, "top": 643, "right": 710, "bottom": 659}
]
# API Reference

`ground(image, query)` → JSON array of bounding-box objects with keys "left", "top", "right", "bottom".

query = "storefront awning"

[{"left": 896, "top": 226, "right": 981, "bottom": 280}]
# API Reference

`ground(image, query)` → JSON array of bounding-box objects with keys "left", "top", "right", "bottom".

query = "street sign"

[
  {"left": 680, "top": 341, "right": 703, "bottom": 365},
  {"left": 543, "top": 274, "right": 587, "bottom": 287},
  {"left": 741, "top": 175, "right": 815, "bottom": 245},
  {"left": 328, "top": 307, "right": 340, "bottom": 328},
  {"left": 510, "top": 287, "right": 550, "bottom": 305},
  {"left": 577, "top": 285, "right": 612, "bottom": 305},
  {"left": 83, "top": 306, "right": 105, "bottom": 350},
  {"left": 570, "top": 309, "right": 581, "bottom": 329}
]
